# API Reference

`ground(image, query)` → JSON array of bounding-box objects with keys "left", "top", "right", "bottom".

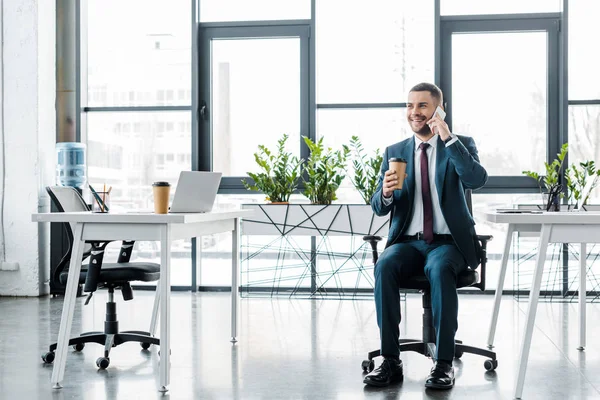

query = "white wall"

[{"left": 0, "top": 0, "right": 55, "bottom": 296}]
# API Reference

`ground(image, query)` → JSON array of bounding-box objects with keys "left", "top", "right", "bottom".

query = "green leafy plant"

[
  {"left": 302, "top": 136, "right": 350, "bottom": 205},
  {"left": 566, "top": 161, "right": 600, "bottom": 207},
  {"left": 522, "top": 143, "right": 568, "bottom": 211},
  {"left": 348, "top": 135, "right": 383, "bottom": 205},
  {"left": 241, "top": 134, "right": 303, "bottom": 203}
]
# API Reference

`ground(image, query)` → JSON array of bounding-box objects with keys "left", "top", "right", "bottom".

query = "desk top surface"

[
  {"left": 480, "top": 209, "right": 600, "bottom": 224},
  {"left": 32, "top": 209, "right": 254, "bottom": 224}
]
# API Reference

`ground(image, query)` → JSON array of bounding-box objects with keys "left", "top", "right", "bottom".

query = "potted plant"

[
  {"left": 302, "top": 136, "right": 350, "bottom": 205},
  {"left": 522, "top": 143, "right": 568, "bottom": 211},
  {"left": 348, "top": 135, "right": 383, "bottom": 205},
  {"left": 566, "top": 160, "right": 600, "bottom": 209},
  {"left": 241, "top": 134, "right": 303, "bottom": 203}
]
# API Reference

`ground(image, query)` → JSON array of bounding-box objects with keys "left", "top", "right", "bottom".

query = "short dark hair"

[{"left": 409, "top": 82, "right": 443, "bottom": 106}]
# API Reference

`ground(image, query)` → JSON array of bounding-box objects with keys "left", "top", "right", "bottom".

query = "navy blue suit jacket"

[{"left": 371, "top": 135, "right": 488, "bottom": 268}]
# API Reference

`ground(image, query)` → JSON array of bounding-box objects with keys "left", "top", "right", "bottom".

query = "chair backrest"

[
  {"left": 46, "top": 186, "right": 92, "bottom": 259},
  {"left": 46, "top": 186, "right": 90, "bottom": 236}
]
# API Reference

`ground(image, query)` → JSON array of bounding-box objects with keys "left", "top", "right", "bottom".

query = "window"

[
  {"left": 449, "top": 31, "right": 548, "bottom": 176},
  {"left": 441, "top": 0, "right": 560, "bottom": 15},
  {"left": 200, "top": 0, "right": 310, "bottom": 22},
  {"left": 569, "top": 105, "right": 600, "bottom": 202},
  {"left": 569, "top": 0, "right": 600, "bottom": 100},
  {"left": 86, "top": 112, "right": 191, "bottom": 210},
  {"left": 87, "top": 0, "right": 190, "bottom": 107},
  {"left": 318, "top": 108, "right": 410, "bottom": 203},
  {"left": 316, "top": 0, "right": 434, "bottom": 103},
  {"left": 209, "top": 37, "right": 302, "bottom": 176}
]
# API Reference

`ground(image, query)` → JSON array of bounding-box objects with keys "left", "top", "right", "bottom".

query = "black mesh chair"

[
  {"left": 361, "top": 189, "right": 498, "bottom": 373},
  {"left": 42, "top": 186, "right": 161, "bottom": 369}
]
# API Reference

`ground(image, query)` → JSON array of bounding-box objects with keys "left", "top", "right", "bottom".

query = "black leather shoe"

[
  {"left": 363, "top": 358, "right": 403, "bottom": 387},
  {"left": 425, "top": 361, "right": 454, "bottom": 389}
]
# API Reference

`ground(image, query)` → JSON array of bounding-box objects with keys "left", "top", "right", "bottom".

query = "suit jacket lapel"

[{"left": 435, "top": 136, "right": 449, "bottom": 203}]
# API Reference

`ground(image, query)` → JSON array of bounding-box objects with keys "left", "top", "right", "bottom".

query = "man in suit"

[{"left": 363, "top": 82, "right": 487, "bottom": 389}]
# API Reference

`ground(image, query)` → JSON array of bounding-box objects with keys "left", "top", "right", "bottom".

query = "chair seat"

[
  {"left": 59, "top": 262, "right": 160, "bottom": 285},
  {"left": 400, "top": 268, "right": 479, "bottom": 290}
]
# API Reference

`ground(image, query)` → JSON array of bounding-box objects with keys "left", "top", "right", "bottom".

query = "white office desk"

[
  {"left": 481, "top": 210, "right": 600, "bottom": 399},
  {"left": 32, "top": 209, "right": 253, "bottom": 392}
]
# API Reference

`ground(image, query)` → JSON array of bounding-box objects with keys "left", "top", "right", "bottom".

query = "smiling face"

[{"left": 406, "top": 90, "right": 440, "bottom": 136}]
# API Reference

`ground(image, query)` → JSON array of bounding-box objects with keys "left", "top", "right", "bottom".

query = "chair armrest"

[
  {"left": 117, "top": 240, "right": 136, "bottom": 263},
  {"left": 477, "top": 234, "right": 493, "bottom": 243},
  {"left": 83, "top": 241, "right": 109, "bottom": 293},
  {"left": 473, "top": 234, "right": 493, "bottom": 291},
  {"left": 363, "top": 236, "right": 382, "bottom": 264}
]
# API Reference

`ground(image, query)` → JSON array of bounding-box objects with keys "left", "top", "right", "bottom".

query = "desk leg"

[
  {"left": 51, "top": 223, "right": 85, "bottom": 389},
  {"left": 514, "top": 224, "right": 551, "bottom": 399},
  {"left": 487, "top": 224, "right": 514, "bottom": 348},
  {"left": 578, "top": 243, "right": 586, "bottom": 351},
  {"left": 150, "top": 285, "right": 160, "bottom": 336},
  {"left": 231, "top": 217, "right": 240, "bottom": 343},
  {"left": 158, "top": 225, "right": 171, "bottom": 392}
]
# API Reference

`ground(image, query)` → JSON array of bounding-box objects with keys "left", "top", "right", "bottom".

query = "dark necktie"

[{"left": 419, "top": 142, "right": 434, "bottom": 244}]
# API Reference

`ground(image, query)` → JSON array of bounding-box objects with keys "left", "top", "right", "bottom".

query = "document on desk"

[{"left": 495, "top": 209, "right": 543, "bottom": 214}]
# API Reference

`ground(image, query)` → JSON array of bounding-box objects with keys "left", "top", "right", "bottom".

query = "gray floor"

[{"left": 0, "top": 291, "right": 599, "bottom": 400}]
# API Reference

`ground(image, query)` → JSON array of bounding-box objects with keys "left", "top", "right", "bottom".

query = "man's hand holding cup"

[{"left": 383, "top": 157, "right": 408, "bottom": 199}]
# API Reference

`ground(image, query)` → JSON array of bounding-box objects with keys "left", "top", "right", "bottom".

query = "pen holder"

[{"left": 91, "top": 191, "right": 110, "bottom": 213}]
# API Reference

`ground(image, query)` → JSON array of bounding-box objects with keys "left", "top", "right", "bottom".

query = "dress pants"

[{"left": 373, "top": 239, "right": 468, "bottom": 361}]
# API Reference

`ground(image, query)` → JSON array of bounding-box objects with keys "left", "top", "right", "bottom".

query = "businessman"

[{"left": 363, "top": 82, "right": 487, "bottom": 389}]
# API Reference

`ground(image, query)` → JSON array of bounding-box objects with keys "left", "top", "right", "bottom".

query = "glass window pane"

[
  {"left": 86, "top": 111, "right": 191, "bottom": 209},
  {"left": 211, "top": 38, "right": 300, "bottom": 176},
  {"left": 318, "top": 108, "right": 411, "bottom": 204},
  {"left": 200, "top": 0, "right": 310, "bottom": 22},
  {"left": 316, "top": 0, "right": 434, "bottom": 103},
  {"left": 569, "top": 0, "right": 600, "bottom": 100},
  {"left": 569, "top": 105, "right": 600, "bottom": 202},
  {"left": 451, "top": 32, "right": 547, "bottom": 175},
  {"left": 86, "top": 111, "right": 192, "bottom": 285},
  {"left": 87, "top": 0, "right": 191, "bottom": 107},
  {"left": 441, "top": 0, "right": 560, "bottom": 15}
]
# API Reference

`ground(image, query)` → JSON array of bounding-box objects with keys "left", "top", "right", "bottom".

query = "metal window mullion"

[
  {"left": 83, "top": 106, "right": 192, "bottom": 112},
  {"left": 316, "top": 103, "right": 406, "bottom": 109}
]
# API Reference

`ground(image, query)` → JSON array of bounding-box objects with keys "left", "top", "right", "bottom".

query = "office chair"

[
  {"left": 361, "top": 189, "right": 498, "bottom": 373},
  {"left": 42, "top": 186, "right": 161, "bottom": 369}
]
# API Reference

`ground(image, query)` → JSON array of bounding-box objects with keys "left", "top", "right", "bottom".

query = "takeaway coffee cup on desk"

[
  {"left": 388, "top": 157, "right": 408, "bottom": 190},
  {"left": 152, "top": 182, "right": 171, "bottom": 214}
]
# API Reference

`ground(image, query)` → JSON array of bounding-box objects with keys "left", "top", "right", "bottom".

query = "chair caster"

[
  {"left": 42, "top": 352, "right": 55, "bottom": 364},
  {"left": 96, "top": 357, "right": 110, "bottom": 369},
  {"left": 141, "top": 342, "right": 151, "bottom": 350},
  {"left": 361, "top": 359, "right": 374, "bottom": 373},
  {"left": 73, "top": 343, "right": 85, "bottom": 352},
  {"left": 484, "top": 359, "right": 498, "bottom": 371},
  {"left": 454, "top": 350, "right": 463, "bottom": 359}
]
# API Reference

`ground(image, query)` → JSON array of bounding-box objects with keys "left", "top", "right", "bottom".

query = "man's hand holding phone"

[{"left": 427, "top": 106, "right": 451, "bottom": 141}]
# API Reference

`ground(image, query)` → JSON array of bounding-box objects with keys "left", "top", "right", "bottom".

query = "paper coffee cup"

[
  {"left": 388, "top": 157, "right": 407, "bottom": 190},
  {"left": 152, "top": 182, "right": 171, "bottom": 214}
]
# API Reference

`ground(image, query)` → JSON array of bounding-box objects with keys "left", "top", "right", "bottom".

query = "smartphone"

[
  {"left": 434, "top": 106, "right": 446, "bottom": 121},
  {"left": 431, "top": 106, "right": 446, "bottom": 134}
]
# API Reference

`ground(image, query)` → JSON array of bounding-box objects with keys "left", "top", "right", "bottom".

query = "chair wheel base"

[
  {"left": 361, "top": 360, "right": 374, "bottom": 373},
  {"left": 484, "top": 359, "right": 498, "bottom": 371},
  {"left": 96, "top": 357, "right": 110, "bottom": 369},
  {"left": 42, "top": 352, "right": 55, "bottom": 364}
]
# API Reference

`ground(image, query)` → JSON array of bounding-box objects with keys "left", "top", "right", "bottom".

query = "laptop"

[{"left": 169, "top": 171, "right": 222, "bottom": 213}]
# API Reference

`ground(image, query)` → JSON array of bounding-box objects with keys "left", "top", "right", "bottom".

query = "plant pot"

[
  {"left": 543, "top": 193, "right": 561, "bottom": 212},
  {"left": 269, "top": 202, "right": 289, "bottom": 205}
]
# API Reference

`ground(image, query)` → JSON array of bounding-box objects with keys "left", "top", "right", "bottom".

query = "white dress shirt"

[{"left": 382, "top": 134, "right": 454, "bottom": 235}]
